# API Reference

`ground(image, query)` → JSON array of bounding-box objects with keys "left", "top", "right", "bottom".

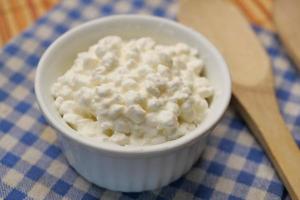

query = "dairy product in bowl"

[{"left": 51, "top": 36, "right": 214, "bottom": 146}]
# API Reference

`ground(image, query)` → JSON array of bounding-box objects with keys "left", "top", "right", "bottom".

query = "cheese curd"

[{"left": 51, "top": 36, "right": 214, "bottom": 146}]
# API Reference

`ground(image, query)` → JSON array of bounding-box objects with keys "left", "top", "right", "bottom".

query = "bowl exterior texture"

[{"left": 59, "top": 132, "right": 208, "bottom": 192}]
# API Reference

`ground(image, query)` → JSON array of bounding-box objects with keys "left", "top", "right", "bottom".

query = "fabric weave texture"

[{"left": 0, "top": 0, "right": 297, "bottom": 199}]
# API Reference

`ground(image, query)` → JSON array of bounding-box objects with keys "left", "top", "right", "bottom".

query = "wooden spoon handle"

[{"left": 234, "top": 86, "right": 300, "bottom": 200}]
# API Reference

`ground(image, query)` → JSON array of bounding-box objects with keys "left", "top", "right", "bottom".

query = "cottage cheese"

[{"left": 51, "top": 36, "right": 214, "bottom": 146}]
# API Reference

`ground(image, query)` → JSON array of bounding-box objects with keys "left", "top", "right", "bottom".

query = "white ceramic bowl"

[{"left": 35, "top": 15, "right": 231, "bottom": 192}]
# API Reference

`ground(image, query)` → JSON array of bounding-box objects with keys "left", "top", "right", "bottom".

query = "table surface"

[
  {"left": 0, "top": 0, "right": 274, "bottom": 47},
  {"left": 0, "top": 0, "right": 58, "bottom": 46}
]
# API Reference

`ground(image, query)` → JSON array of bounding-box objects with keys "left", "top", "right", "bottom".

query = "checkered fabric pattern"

[{"left": 0, "top": 0, "right": 298, "bottom": 199}]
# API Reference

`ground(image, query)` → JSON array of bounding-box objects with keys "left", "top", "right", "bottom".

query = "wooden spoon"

[
  {"left": 274, "top": 0, "right": 300, "bottom": 69},
  {"left": 178, "top": 0, "right": 300, "bottom": 199}
]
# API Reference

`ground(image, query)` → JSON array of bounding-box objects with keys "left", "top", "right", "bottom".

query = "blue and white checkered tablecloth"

[{"left": 0, "top": 0, "right": 299, "bottom": 199}]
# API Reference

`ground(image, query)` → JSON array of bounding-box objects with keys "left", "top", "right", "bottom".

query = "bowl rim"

[{"left": 35, "top": 15, "right": 231, "bottom": 157}]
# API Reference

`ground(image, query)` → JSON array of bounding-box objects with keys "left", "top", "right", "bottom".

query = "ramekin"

[{"left": 35, "top": 15, "right": 231, "bottom": 192}]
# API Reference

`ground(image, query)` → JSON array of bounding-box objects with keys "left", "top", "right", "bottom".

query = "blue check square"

[
  {"left": 195, "top": 184, "right": 214, "bottom": 199},
  {"left": 246, "top": 148, "right": 264, "bottom": 163},
  {"left": 4, "top": 44, "right": 19, "bottom": 55},
  {"left": 268, "top": 181, "right": 284, "bottom": 196},
  {"left": 0, "top": 89, "right": 9, "bottom": 101},
  {"left": 1, "top": 153, "right": 20, "bottom": 168},
  {"left": 25, "top": 55, "right": 39, "bottom": 67},
  {"left": 82, "top": 193, "right": 98, "bottom": 200},
  {"left": 218, "top": 138, "right": 235, "bottom": 153},
  {"left": 45, "top": 145, "right": 61, "bottom": 159},
  {"left": 237, "top": 171, "right": 255, "bottom": 185},
  {"left": 0, "top": 119, "right": 14, "bottom": 133},
  {"left": 20, "top": 132, "right": 38, "bottom": 146},
  {"left": 207, "top": 161, "right": 225, "bottom": 176},
  {"left": 52, "top": 180, "right": 71, "bottom": 196},
  {"left": 10, "top": 73, "right": 25, "bottom": 84},
  {"left": 6, "top": 189, "right": 26, "bottom": 200},
  {"left": 15, "top": 101, "right": 31, "bottom": 113},
  {"left": 68, "top": 10, "right": 81, "bottom": 19},
  {"left": 26, "top": 166, "right": 45, "bottom": 181}
]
